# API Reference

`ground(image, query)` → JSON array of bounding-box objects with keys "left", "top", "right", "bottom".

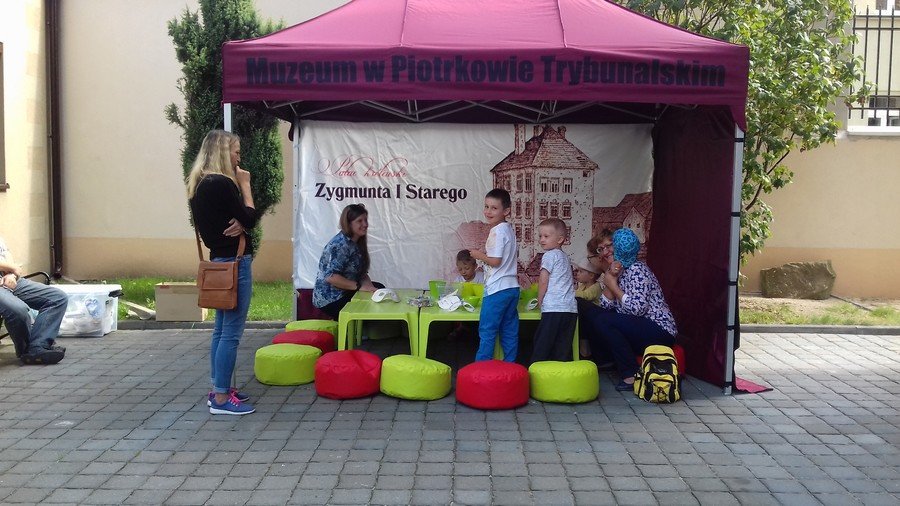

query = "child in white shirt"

[
  {"left": 469, "top": 189, "right": 520, "bottom": 362},
  {"left": 530, "top": 218, "right": 578, "bottom": 363}
]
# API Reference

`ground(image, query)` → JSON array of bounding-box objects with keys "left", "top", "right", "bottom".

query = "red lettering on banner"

[{"left": 318, "top": 155, "right": 408, "bottom": 178}]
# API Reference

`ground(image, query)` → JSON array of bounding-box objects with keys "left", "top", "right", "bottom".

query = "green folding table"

[
  {"left": 337, "top": 289, "right": 423, "bottom": 356},
  {"left": 418, "top": 298, "right": 580, "bottom": 359}
]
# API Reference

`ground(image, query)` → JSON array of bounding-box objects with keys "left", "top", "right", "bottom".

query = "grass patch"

[
  {"left": 741, "top": 299, "right": 900, "bottom": 326},
  {"left": 108, "top": 277, "right": 294, "bottom": 321},
  {"left": 740, "top": 302, "right": 804, "bottom": 325}
]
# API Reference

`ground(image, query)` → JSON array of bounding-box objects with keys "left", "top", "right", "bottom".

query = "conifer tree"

[{"left": 166, "top": 0, "right": 284, "bottom": 252}]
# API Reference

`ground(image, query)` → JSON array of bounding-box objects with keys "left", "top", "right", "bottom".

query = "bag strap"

[{"left": 194, "top": 228, "right": 206, "bottom": 262}]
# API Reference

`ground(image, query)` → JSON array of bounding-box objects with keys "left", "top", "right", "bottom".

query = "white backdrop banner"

[{"left": 294, "top": 121, "right": 653, "bottom": 290}]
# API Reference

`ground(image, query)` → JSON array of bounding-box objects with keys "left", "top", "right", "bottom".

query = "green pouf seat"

[
  {"left": 380, "top": 354, "right": 451, "bottom": 401},
  {"left": 285, "top": 319, "right": 338, "bottom": 336},
  {"left": 528, "top": 360, "right": 599, "bottom": 403},
  {"left": 254, "top": 344, "right": 321, "bottom": 386}
]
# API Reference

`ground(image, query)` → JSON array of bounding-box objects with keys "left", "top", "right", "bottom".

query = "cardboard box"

[
  {"left": 57, "top": 284, "right": 121, "bottom": 337},
  {"left": 155, "top": 282, "right": 208, "bottom": 322}
]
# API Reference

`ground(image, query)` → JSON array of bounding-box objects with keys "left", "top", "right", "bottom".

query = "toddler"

[
  {"left": 573, "top": 256, "right": 602, "bottom": 358},
  {"left": 574, "top": 256, "right": 602, "bottom": 303},
  {"left": 530, "top": 218, "right": 578, "bottom": 363},
  {"left": 453, "top": 249, "right": 485, "bottom": 283}
]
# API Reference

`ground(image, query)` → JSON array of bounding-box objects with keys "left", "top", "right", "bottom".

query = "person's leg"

[
  {"left": 210, "top": 308, "right": 224, "bottom": 390},
  {"left": 0, "top": 287, "right": 34, "bottom": 357},
  {"left": 550, "top": 313, "right": 577, "bottom": 362},
  {"left": 318, "top": 291, "right": 354, "bottom": 320},
  {"left": 577, "top": 300, "right": 613, "bottom": 363},
  {"left": 476, "top": 292, "right": 502, "bottom": 361},
  {"left": 13, "top": 279, "right": 68, "bottom": 352},
  {"left": 530, "top": 313, "right": 561, "bottom": 364},
  {"left": 592, "top": 312, "right": 673, "bottom": 380},
  {"left": 210, "top": 256, "right": 254, "bottom": 414},
  {"left": 497, "top": 288, "right": 520, "bottom": 362}
]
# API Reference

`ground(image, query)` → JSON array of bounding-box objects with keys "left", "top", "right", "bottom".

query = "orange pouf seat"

[
  {"left": 637, "top": 344, "right": 687, "bottom": 377},
  {"left": 456, "top": 360, "right": 530, "bottom": 410},
  {"left": 314, "top": 350, "right": 383, "bottom": 400},
  {"left": 272, "top": 330, "right": 335, "bottom": 354}
]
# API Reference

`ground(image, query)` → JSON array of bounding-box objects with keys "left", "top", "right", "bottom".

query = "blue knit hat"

[{"left": 612, "top": 228, "right": 640, "bottom": 269}]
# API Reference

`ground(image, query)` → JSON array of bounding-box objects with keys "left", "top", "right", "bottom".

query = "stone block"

[{"left": 760, "top": 261, "right": 835, "bottom": 299}]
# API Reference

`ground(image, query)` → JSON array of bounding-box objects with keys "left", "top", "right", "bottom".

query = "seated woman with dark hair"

[
  {"left": 312, "top": 204, "right": 383, "bottom": 319},
  {"left": 581, "top": 228, "right": 677, "bottom": 391}
]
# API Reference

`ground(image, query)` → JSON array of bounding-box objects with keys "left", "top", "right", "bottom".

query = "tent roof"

[{"left": 223, "top": 0, "right": 749, "bottom": 127}]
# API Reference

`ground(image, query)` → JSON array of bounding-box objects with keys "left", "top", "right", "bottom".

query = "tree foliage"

[
  {"left": 166, "top": 0, "right": 284, "bottom": 251},
  {"left": 618, "top": 0, "right": 869, "bottom": 262}
]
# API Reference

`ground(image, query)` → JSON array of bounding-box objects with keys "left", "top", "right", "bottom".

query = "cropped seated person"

[
  {"left": 448, "top": 249, "right": 484, "bottom": 340},
  {"left": 0, "top": 235, "right": 68, "bottom": 365},
  {"left": 453, "top": 249, "right": 484, "bottom": 284},
  {"left": 582, "top": 228, "right": 677, "bottom": 391},
  {"left": 312, "top": 204, "right": 384, "bottom": 319}
]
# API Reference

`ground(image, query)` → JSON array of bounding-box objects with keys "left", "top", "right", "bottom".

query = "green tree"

[
  {"left": 165, "top": 0, "right": 284, "bottom": 251},
  {"left": 618, "top": 0, "right": 869, "bottom": 262}
]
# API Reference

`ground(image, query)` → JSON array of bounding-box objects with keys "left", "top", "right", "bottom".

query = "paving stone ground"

[{"left": 0, "top": 328, "right": 897, "bottom": 505}]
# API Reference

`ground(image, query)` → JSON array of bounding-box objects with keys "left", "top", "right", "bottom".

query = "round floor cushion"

[
  {"left": 254, "top": 344, "right": 321, "bottom": 386},
  {"left": 315, "top": 350, "right": 382, "bottom": 399},
  {"left": 529, "top": 360, "right": 599, "bottom": 403},
  {"left": 285, "top": 319, "right": 338, "bottom": 336},
  {"left": 380, "top": 355, "right": 451, "bottom": 401},
  {"left": 272, "top": 330, "right": 335, "bottom": 354},
  {"left": 456, "top": 360, "right": 529, "bottom": 410}
]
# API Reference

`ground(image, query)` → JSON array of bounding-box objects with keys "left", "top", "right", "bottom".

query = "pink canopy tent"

[{"left": 222, "top": 0, "right": 750, "bottom": 392}]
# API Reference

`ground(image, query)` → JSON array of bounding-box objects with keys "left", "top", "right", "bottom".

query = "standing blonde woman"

[{"left": 187, "top": 130, "right": 257, "bottom": 415}]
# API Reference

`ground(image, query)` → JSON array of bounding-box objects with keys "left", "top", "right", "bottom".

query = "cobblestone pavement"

[{"left": 0, "top": 329, "right": 897, "bottom": 505}]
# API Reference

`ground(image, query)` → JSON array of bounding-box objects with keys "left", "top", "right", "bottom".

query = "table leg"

[{"left": 337, "top": 313, "right": 351, "bottom": 351}]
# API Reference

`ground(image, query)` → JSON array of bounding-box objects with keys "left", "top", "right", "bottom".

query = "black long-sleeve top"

[{"left": 189, "top": 174, "right": 258, "bottom": 258}]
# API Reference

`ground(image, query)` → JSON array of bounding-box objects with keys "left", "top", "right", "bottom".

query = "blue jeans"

[
  {"left": 582, "top": 308, "right": 674, "bottom": 379},
  {"left": 0, "top": 278, "right": 68, "bottom": 356},
  {"left": 476, "top": 287, "right": 520, "bottom": 362},
  {"left": 210, "top": 255, "right": 253, "bottom": 394}
]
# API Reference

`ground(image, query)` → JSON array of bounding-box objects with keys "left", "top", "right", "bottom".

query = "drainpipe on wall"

[{"left": 45, "top": 0, "right": 63, "bottom": 278}]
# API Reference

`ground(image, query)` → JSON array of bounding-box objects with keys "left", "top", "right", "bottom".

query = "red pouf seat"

[
  {"left": 314, "top": 350, "right": 382, "bottom": 399},
  {"left": 456, "top": 360, "right": 530, "bottom": 410},
  {"left": 272, "top": 330, "right": 335, "bottom": 354},
  {"left": 637, "top": 343, "right": 687, "bottom": 377}
]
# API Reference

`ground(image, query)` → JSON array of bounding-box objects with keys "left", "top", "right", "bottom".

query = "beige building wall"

[
  {"left": 53, "top": 1, "right": 900, "bottom": 297},
  {"left": 0, "top": 0, "right": 51, "bottom": 271},
  {"left": 59, "top": 0, "right": 347, "bottom": 282},
  {"left": 741, "top": 132, "right": 900, "bottom": 298}
]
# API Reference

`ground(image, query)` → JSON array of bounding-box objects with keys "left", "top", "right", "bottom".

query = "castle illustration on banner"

[{"left": 456, "top": 124, "right": 651, "bottom": 286}]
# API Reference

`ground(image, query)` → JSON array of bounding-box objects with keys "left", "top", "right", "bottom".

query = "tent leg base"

[{"left": 723, "top": 385, "right": 732, "bottom": 395}]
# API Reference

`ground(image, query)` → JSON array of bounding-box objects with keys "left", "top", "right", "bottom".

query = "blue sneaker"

[
  {"left": 209, "top": 393, "right": 255, "bottom": 415},
  {"left": 207, "top": 389, "right": 250, "bottom": 407}
]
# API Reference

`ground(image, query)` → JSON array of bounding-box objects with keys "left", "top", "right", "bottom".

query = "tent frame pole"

[
  {"left": 224, "top": 103, "right": 233, "bottom": 132},
  {"left": 724, "top": 125, "right": 745, "bottom": 395},
  {"left": 291, "top": 115, "right": 301, "bottom": 319}
]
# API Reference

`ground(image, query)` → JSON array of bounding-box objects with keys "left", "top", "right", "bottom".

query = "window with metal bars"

[{"left": 849, "top": 4, "right": 900, "bottom": 129}]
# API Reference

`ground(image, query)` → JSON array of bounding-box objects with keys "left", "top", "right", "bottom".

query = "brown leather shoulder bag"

[{"left": 195, "top": 230, "right": 244, "bottom": 310}]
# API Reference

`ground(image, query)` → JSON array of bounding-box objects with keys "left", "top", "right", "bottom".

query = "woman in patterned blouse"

[
  {"left": 582, "top": 228, "right": 677, "bottom": 391},
  {"left": 312, "top": 204, "right": 382, "bottom": 318}
]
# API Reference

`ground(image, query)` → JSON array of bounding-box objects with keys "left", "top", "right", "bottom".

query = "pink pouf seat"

[
  {"left": 456, "top": 360, "right": 530, "bottom": 410},
  {"left": 314, "top": 350, "right": 383, "bottom": 400},
  {"left": 272, "top": 330, "right": 335, "bottom": 355}
]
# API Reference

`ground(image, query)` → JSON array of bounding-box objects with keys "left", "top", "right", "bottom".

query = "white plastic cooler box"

[{"left": 56, "top": 284, "right": 122, "bottom": 337}]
